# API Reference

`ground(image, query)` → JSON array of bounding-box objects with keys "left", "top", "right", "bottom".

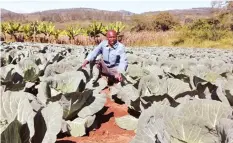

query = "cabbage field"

[{"left": 0, "top": 42, "right": 233, "bottom": 143}]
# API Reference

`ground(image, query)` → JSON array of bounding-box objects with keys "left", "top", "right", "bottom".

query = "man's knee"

[{"left": 94, "top": 60, "right": 102, "bottom": 69}]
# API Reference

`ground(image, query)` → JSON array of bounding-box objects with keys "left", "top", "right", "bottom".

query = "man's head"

[{"left": 106, "top": 30, "right": 117, "bottom": 47}]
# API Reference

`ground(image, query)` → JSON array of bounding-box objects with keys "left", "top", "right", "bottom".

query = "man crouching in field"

[{"left": 82, "top": 30, "right": 128, "bottom": 84}]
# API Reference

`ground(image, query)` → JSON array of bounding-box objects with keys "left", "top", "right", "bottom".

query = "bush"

[
  {"left": 130, "top": 12, "right": 179, "bottom": 32},
  {"left": 172, "top": 17, "right": 233, "bottom": 48},
  {"left": 152, "top": 12, "right": 180, "bottom": 31},
  {"left": 174, "top": 18, "right": 230, "bottom": 43},
  {"left": 218, "top": 12, "right": 233, "bottom": 31},
  {"left": 130, "top": 15, "right": 155, "bottom": 32}
]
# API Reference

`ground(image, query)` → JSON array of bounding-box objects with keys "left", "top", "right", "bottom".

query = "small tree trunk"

[
  {"left": 4, "top": 34, "right": 6, "bottom": 41},
  {"left": 33, "top": 25, "right": 37, "bottom": 43},
  {"left": 13, "top": 34, "right": 18, "bottom": 42}
]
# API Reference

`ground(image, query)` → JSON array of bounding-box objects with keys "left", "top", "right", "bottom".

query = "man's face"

[{"left": 107, "top": 31, "right": 117, "bottom": 46}]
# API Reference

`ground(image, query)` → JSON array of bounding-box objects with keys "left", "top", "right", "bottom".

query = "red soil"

[{"left": 57, "top": 97, "right": 136, "bottom": 143}]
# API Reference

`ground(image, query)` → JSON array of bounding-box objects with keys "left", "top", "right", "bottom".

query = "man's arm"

[
  {"left": 82, "top": 41, "right": 103, "bottom": 68},
  {"left": 86, "top": 41, "right": 103, "bottom": 62},
  {"left": 117, "top": 46, "right": 128, "bottom": 74}
]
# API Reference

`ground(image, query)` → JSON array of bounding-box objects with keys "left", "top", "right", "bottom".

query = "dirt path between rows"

[{"left": 57, "top": 98, "right": 136, "bottom": 143}]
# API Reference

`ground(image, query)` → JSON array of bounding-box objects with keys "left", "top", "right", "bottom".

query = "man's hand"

[
  {"left": 114, "top": 73, "right": 122, "bottom": 82},
  {"left": 82, "top": 60, "right": 89, "bottom": 68}
]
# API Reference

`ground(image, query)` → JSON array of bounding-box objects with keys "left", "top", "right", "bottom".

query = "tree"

[
  {"left": 211, "top": 0, "right": 233, "bottom": 31},
  {"left": 153, "top": 12, "right": 179, "bottom": 31},
  {"left": 130, "top": 14, "right": 155, "bottom": 32}
]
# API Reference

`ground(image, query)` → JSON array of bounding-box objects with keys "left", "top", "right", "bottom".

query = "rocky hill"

[{"left": 1, "top": 7, "right": 214, "bottom": 23}]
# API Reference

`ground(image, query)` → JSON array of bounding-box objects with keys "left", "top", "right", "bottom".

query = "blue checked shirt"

[{"left": 86, "top": 40, "right": 128, "bottom": 73}]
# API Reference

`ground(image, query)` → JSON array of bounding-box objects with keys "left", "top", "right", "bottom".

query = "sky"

[{"left": 0, "top": 0, "right": 212, "bottom": 14}]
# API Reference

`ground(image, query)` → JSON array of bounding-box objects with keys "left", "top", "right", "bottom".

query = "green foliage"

[
  {"left": 6, "top": 22, "right": 21, "bottom": 36},
  {"left": 21, "top": 24, "right": 34, "bottom": 40},
  {"left": 1, "top": 22, "right": 8, "bottom": 39},
  {"left": 85, "top": 21, "right": 104, "bottom": 44},
  {"left": 2, "top": 5, "right": 232, "bottom": 49},
  {"left": 3, "top": 22, "right": 22, "bottom": 41},
  {"left": 52, "top": 29, "right": 62, "bottom": 40},
  {"left": 102, "top": 21, "right": 125, "bottom": 36},
  {"left": 30, "top": 21, "right": 40, "bottom": 42},
  {"left": 131, "top": 15, "right": 155, "bottom": 32},
  {"left": 1, "top": 22, "right": 8, "bottom": 34},
  {"left": 153, "top": 12, "right": 179, "bottom": 31},
  {"left": 85, "top": 21, "right": 103, "bottom": 38},
  {"left": 188, "top": 19, "right": 225, "bottom": 41},
  {"left": 172, "top": 16, "right": 233, "bottom": 47},
  {"left": 65, "top": 25, "right": 83, "bottom": 42},
  {"left": 218, "top": 12, "right": 233, "bottom": 31},
  {"left": 30, "top": 21, "right": 40, "bottom": 34},
  {"left": 38, "top": 21, "right": 55, "bottom": 36},
  {"left": 131, "top": 12, "right": 179, "bottom": 32}
]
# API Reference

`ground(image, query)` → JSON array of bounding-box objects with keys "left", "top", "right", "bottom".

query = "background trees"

[
  {"left": 1, "top": 2, "right": 232, "bottom": 48},
  {"left": 130, "top": 12, "right": 179, "bottom": 32}
]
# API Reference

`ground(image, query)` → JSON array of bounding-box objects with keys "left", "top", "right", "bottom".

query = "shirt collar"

[{"left": 106, "top": 41, "right": 119, "bottom": 49}]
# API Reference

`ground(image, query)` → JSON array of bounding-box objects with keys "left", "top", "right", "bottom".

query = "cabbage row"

[
  {"left": 0, "top": 42, "right": 233, "bottom": 143},
  {"left": 113, "top": 46, "right": 233, "bottom": 143}
]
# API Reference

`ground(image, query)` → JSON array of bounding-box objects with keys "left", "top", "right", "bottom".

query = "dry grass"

[
  {"left": 2, "top": 31, "right": 233, "bottom": 50},
  {"left": 121, "top": 31, "right": 177, "bottom": 47},
  {"left": 120, "top": 31, "right": 233, "bottom": 49}
]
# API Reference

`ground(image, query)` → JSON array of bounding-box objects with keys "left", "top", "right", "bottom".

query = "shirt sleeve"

[
  {"left": 117, "top": 46, "right": 128, "bottom": 73},
  {"left": 86, "top": 41, "right": 103, "bottom": 61}
]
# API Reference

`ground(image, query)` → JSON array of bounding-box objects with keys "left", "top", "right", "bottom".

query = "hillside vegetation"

[{"left": 1, "top": 1, "right": 233, "bottom": 49}]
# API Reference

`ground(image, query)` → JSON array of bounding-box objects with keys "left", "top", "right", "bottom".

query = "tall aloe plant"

[
  {"left": 65, "top": 25, "right": 83, "bottom": 44},
  {"left": 30, "top": 21, "right": 40, "bottom": 42},
  {"left": 102, "top": 21, "right": 125, "bottom": 36},
  {"left": 51, "top": 29, "right": 62, "bottom": 43},
  {"left": 1, "top": 22, "right": 8, "bottom": 41},
  {"left": 6, "top": 22, "right": 21, "bottom": 42},
  {"left": 86, "top": 21, "right": 103, "bottom": 37},
  {"left": 21, "top": 23, "right": 34, "bottom": 41},
  {"left": 86, "top": 21, "right": 104, "bottom": 44},
  {"left": 38, "top": 22, "right": 55, "bottom": 43}
]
